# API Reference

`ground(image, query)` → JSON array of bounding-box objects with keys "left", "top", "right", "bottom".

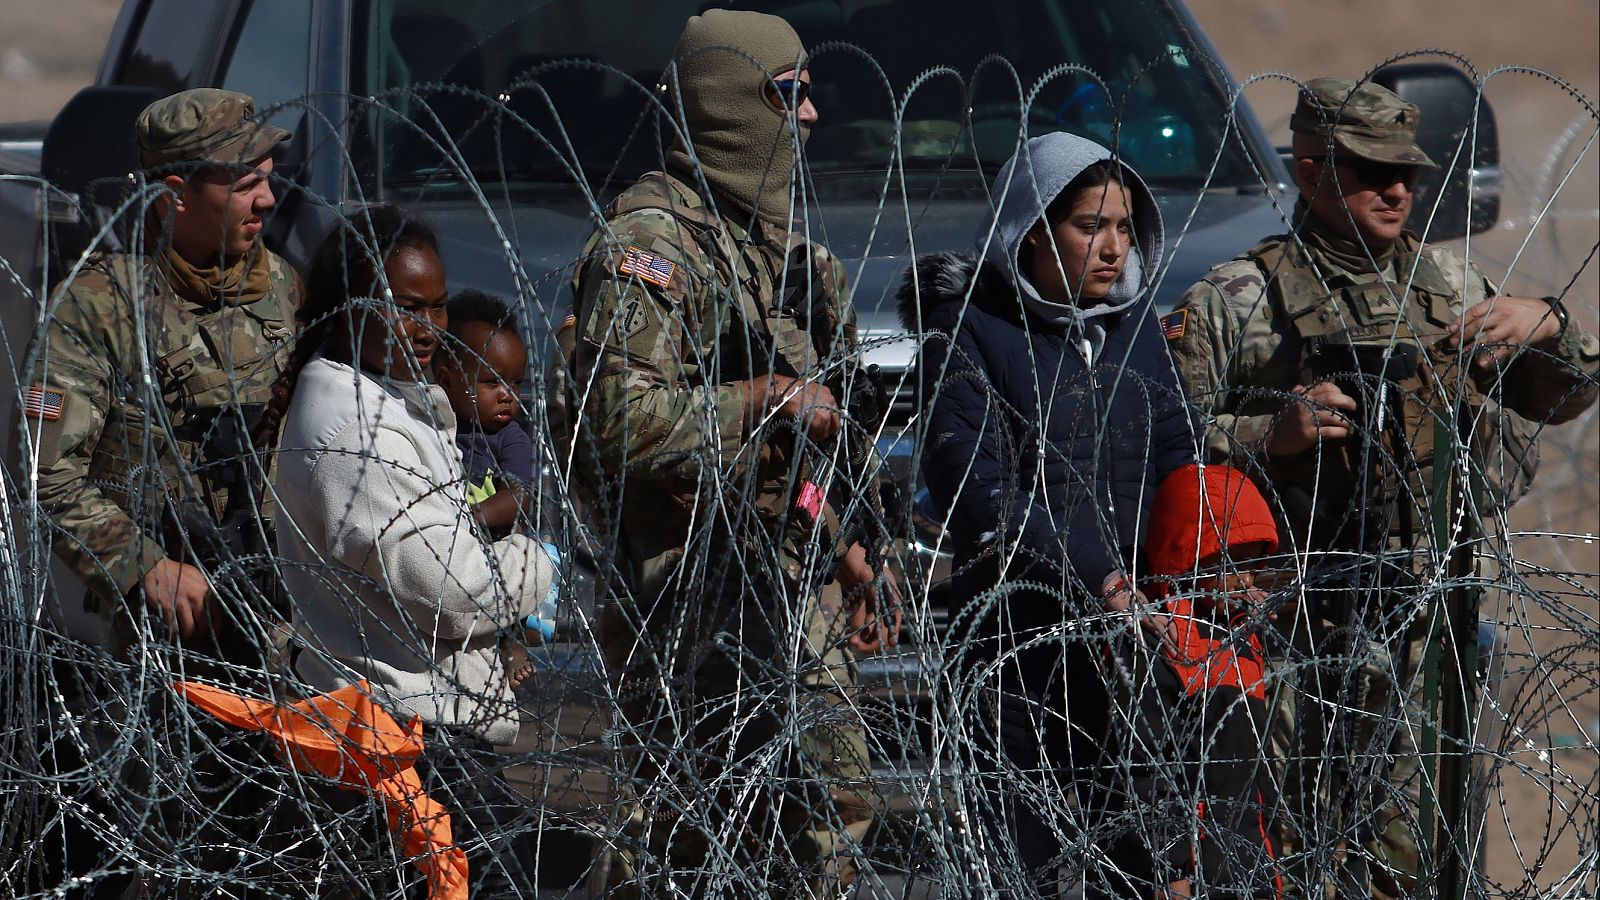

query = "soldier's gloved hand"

[
  {"left": 836, "top": 542, "right": 902, "bottom": 653},
  {"left": 142, "top": 558, "right": 216, "bottom": 639},
  {"left": 1448, "top": 295, "right": 1565, "bottom": 368},
  {"left": 751, "top": 374, "right": 840, "bottom": 443},
  {"left": 1265, "top": 381, "right": 1357, "bottom": 457}
]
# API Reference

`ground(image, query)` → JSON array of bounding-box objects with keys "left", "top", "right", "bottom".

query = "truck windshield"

[{"left": 351, "top": 0, "right": 1262, "bottom": 195}]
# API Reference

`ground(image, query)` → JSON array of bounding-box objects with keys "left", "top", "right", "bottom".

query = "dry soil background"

[{"left": 1, "top": 0, "right": 1595, "bottom": 894}]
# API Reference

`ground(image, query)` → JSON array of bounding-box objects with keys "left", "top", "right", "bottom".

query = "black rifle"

[
  {"left": 174, "top": 403, "right": 287, "bottom": 614},
  {"left": 1284, "top": 339, "right": 1422, "bottom": 555}
]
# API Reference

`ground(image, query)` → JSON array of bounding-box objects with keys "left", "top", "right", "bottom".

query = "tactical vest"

[
  {"left": 1249, "top": 235, "right": 1491, "bottom": 550},
  {"left": 98, "top": 253, "right": 295, "bottom": 558}
]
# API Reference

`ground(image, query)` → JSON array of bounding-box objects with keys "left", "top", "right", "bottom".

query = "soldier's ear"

[
  {"left": 159, "top": 174, "right": 189, "bottom": 212},
  {"left": 1293, "top": 157, "right": 1323, "bottom": 200}
]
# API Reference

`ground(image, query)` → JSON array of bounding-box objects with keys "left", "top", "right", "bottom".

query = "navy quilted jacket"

[{"left": 902, "top": 252, "right": 1198, "bottom": 603}]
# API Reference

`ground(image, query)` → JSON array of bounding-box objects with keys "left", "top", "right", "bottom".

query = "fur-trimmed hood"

[{"left": 895, "top": 250, "right": 996, "bottom": 333}]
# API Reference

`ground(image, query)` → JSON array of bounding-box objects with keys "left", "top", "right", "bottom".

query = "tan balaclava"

[{"left": 664, "top": 9, "right": 809, "bottom": 229}]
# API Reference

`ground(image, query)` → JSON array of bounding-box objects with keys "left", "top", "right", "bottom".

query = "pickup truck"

[
  {"left": 0, "top": 0, "right": 1499, "bottom": 416},
  {"left": 0, "top": 0, "right": 1501, "bottom": 881}
]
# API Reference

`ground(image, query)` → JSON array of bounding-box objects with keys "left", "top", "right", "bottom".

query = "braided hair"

[{"left": 252, "top": 205, "right": 440, "bottom": 446}]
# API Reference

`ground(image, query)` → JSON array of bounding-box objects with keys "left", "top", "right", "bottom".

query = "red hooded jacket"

[{"left": 1145, "top": 464, "right": 1279, "bottom": 700}]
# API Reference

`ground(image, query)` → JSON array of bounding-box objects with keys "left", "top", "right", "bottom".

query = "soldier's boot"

[{"left": 591, "top": 786, "right": 724, "bottom": 900}]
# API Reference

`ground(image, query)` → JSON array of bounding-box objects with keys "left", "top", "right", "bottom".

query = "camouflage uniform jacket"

[
  {"left": 26, "top": 247, "right": 300, "bottom": 608},
  {"left": 1168, "top": 228, "right": 1599, "bottom": 545},
  {"left": 567, "top": 170, "right": 872, "bottom": 595}
]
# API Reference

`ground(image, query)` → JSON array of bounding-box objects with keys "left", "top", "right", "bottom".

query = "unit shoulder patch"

[{"left": 618, "top": 298, "right": 652, "bottom": 338}]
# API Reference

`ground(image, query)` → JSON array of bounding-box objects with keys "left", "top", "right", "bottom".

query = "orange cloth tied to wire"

[{"left": 173, "top": 679, "right": 468, "bottom": 900}]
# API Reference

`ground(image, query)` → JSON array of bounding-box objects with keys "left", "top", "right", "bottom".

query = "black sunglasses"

[
  {"left": 1330, "top": 157, "right": 1422, "bottom": 190},
  {"left": 764, "top": 78, "right": 812, "bottom": 111}
]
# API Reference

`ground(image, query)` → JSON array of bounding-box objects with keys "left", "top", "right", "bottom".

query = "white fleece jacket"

[{"left": 275, "top": 355, "right": 552, "bottom": 744}]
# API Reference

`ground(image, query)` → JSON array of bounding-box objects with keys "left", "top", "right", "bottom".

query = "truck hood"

[{"left": 409, "top": 183, "right": 1291, "bottom": 372}]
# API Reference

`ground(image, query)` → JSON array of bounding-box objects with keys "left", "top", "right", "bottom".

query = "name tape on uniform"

[{"left": 619, "top": 246, "right": 676, "bottom": 289}]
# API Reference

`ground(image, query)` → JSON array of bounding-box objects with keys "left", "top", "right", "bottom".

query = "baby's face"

[{"left": 441, "top": 322, "right": 526, "bottom": 431}]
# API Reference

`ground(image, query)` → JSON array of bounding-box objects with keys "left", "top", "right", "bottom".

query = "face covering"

[{"left": 663, "top": 9, "right": 809, "bottom": 230}]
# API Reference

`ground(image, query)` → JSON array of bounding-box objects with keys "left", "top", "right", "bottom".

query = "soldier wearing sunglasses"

[
  {"left": 1165, "top": 77, "right": 1598, "bottom": 900},
  {"left": 558, "top": 9, "right": 895, "bottom": 898}
]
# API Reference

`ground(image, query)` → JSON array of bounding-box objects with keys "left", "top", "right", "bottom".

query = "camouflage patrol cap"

[
  {"left": 135, "top": 88, "right": 291, "bottom": 169},
  {"left": 1290, "top": 77, "right": 1436, "bottom": 167}
]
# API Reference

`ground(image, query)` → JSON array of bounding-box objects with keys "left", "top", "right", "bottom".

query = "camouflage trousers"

[
  {"left": 1268, "top": 604, "right": 1430, "bottom": 900},
  {"left": 592, "top": 577, "right": 879, "bottom": 899}
]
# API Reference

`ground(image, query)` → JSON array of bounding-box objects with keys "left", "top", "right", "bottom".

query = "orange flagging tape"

[{"left": 173, "top": 680, "right": 469, "bottom": 899}]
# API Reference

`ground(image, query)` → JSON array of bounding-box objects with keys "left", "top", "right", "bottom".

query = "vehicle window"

[
  {"left": 119, "top": 0, "right": 232, "bottom": 94},
  {"left": 219, "top": 0, "right": 315, "bottom": 132},
  {"left": 351, "top": 0, "right": 1259, "bottom": 194}
]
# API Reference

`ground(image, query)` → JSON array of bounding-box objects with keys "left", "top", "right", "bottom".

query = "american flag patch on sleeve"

[
  {"left": 619, "top": 246, "right": 676, "bottom": 289},
  {"left": 1161, "top": 309, "right": 1188, "bottom": 341},
  {"left": 23, "top": 385, "right": 65, "bottom": 421}
]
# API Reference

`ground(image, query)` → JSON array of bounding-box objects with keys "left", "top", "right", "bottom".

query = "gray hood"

[{"left": 977, "top": 131, "right": 1166, "bottom": 358}]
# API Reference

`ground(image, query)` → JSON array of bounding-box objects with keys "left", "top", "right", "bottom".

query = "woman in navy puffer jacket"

[{"left": 900, "top": 131, "right": 1198, "bottom": 898}]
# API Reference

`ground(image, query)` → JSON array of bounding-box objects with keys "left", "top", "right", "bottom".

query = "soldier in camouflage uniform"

[
  {"left": 16, "top": 88, "right": 303, "bottom": 895},
  {"left": 555, "top": 10, "right": 899, "bottom": 898},
  {"left": 25, "top": 88, "right": 299, "bottom": 665},
  {"left": 1165, "top": 78, "right": 1599, "bottom": 899}
]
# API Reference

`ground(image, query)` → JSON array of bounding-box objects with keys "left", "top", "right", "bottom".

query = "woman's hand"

[{"left": 835, "top": 543, "right": 902, "bottom": 653}]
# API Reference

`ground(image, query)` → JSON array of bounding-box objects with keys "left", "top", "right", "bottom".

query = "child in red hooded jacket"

[{"left": 1105, "top": 463, "right": 1283, "bottom": 900}]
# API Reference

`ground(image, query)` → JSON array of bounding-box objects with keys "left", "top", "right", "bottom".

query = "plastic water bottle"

[{"left": 524, "top": 542, "right": 561, "bottom": 640}]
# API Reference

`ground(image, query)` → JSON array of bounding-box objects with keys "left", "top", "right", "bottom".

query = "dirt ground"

[{"left": 2, "top": 0, "right": 1594, "bottom": 895}]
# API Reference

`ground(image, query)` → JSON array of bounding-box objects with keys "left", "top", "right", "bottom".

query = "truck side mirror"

[
  {"left": 1372, "top": 63, "right": 1500, "bottom": 240},
  {"left": 40, "top": 85, "right": 166, "bottom": 265}
]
